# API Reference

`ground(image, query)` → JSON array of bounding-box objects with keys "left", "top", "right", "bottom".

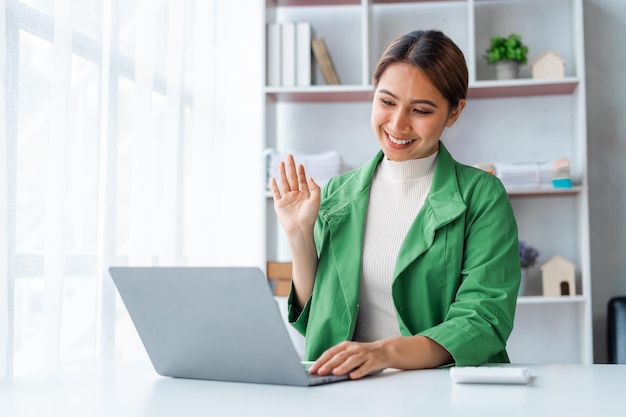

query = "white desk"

[{"left": 0, "top": 361, "right": 623, "bottom": 417}]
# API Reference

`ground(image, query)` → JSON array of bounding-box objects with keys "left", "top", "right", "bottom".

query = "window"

[{"left": 2, "top": 0, "right": 265, "bottom": 376}]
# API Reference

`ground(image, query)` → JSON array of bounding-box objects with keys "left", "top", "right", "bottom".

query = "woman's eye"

[
  {"left": 380, "top": 98, "right": 394, "bottom": 106},
  {"left": 413, "top": 108, "right": 431, "bottom": 115}
]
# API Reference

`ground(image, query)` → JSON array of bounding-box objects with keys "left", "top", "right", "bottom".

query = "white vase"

[
  {"left": 494, "top": 60, "right": 520, "bottom": 80},
  {"left": 518, "top": 267, "right": 528, "bottom": 297}
]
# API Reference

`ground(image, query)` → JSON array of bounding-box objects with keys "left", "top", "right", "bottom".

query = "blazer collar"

[
  {"left": 395, "top": 142, "right": 467, "bottom": 275},
  {"left": 318, "top": 142, "right": 467, "bottom": 300},
  {"left": 317, "top": 151, "right": 381, "bottom": 309}
]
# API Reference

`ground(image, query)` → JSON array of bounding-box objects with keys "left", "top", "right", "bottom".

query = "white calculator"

[{"left": 449, "top": 366, "right": 531, "bottom": 385}]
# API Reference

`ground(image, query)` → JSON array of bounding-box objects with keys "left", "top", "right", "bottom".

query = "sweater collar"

[
  {"left": 320, "top": 141, "right": 461, "bottom": 215},
  {"left": 318, "top": 141, "right": 468, "bottom": 235},
  {"left": 378, "top": 151, "right": 438, "bottom": 182}
]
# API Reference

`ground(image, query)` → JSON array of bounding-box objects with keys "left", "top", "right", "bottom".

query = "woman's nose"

[{"left": 389, "top": 110, "right": 411, "bottom": 132}]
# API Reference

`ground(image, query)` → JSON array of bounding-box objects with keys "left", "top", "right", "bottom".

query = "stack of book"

[
  {"left": 265, "top": 149, "right": 342, "bottom": 190},
  {"left": 551, "top": 157, "right": 572, "bottom": 188},
  {"left": 475, "top": 158, "right": 572, "bottom": 190},
  {"left": 266, "top": 22, "right": 339, "bottom": 87}
]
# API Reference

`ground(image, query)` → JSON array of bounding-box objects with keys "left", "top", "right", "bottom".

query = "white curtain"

[
  {"left": 0, "top": 0, "right": 9, "bottom": 379},
  {"left": 1, "top": 0, "right": 265, "bottom": 377}
]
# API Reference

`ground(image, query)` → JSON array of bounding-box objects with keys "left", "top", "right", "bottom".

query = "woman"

[{"left": 270, "top": 29, "right": 520, "bottom": 380}]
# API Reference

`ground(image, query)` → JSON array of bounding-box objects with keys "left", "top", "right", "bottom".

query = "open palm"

[{"left": 270, "top": 154, "right": 321, "bottom": 235}]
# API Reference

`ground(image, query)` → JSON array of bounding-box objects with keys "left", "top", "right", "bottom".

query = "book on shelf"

[
  {"left": 266, "top": 23, "right": 282, "bottom": 87},
  {"left": 266, "top": 21, "right": 318, "bottom": 87},
  {"left": 296, "top": 22, "right": 312, "bottom": 87},
  {"left": 266, "top": 23, "right": 338, "bottom": 87},
  {"left": 311, "top": 37, "right": 340, "bottom": 85},
  {"left": 281, "top": 22, "right": 296, "bottom": 87},
  {"left": 475, "top": 158, "right": 572, "bottom": 191},
  {"left": 551, "top": 157, "right": 572, "bottom": 188}
]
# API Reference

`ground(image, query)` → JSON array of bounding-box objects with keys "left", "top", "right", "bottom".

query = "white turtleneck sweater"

[{"left": 352, "top": 152, "right": 438, "bottom": 342}]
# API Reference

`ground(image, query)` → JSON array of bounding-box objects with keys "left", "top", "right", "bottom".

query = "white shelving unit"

[{"left": 263, "top": 0, "right": 592, "bottom": 364}]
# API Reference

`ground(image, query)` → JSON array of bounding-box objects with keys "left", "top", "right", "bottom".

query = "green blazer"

[{"left": 288, "top": 142, "right": 520, "bottom": 366}]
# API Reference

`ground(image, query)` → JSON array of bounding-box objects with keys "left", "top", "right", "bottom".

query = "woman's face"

[{"left": 371, "top": 62, "right": 465, "bottom": 161}]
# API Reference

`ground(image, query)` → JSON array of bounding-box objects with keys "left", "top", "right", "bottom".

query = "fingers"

[
  {"left": 278, "top": 159, "right": 290, "bottom": 194},
  {"left": 286, "top": 154, "right": 299, "bottom": 192},
  {"left": 314, "top": 348, "right": 363, "bottom": 377},
  {"left": 309, "top": 342, "right": 381, "bottom": 380},
  {"left": 269, "top": 177, "right": 281, "bottom": 201},
  {"left": 331, "top": 354, "right": 369, "bottom": 379},
  {"left": 308, "top": 177, "right": 320, "bottom": 194},
  {"left": 275, "top": 154, "right": 312, "bottom": 195},
  {"left": 297, "top": 164, "right": 309, "bottom": 195}
]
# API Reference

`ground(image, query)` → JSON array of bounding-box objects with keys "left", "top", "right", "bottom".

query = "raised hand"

[{"left": 270, "top": 154, "right": 321, "bottom": 236}]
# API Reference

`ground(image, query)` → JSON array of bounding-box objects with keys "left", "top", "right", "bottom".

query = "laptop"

[{"left": 108, "top": 266, "right": 350, "bottom": 386}]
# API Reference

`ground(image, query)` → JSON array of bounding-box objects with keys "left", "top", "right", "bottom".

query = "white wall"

[{"left": 584, "top": 0, "right": 626, "bottom": 363}]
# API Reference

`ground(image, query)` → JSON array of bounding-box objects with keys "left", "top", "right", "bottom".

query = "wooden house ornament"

[
  {"left": 541, "top": 255, "right": 576, "bottom": 296},
  {"left": 531, "top": 50, "right": 566, "bottom": 79}
]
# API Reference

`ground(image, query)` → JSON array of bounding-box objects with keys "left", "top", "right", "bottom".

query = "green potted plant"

[{"left": 485, "top": 33, "right": 529, "bottom": 80}]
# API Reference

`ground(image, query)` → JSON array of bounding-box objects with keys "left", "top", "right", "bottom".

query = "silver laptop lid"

[{"left": 109, "top": 266, "right": 331, "bottom": 386}]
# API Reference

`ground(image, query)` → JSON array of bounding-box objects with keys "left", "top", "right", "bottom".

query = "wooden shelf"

[
  {"left": 507, "top": 186, "right": 582, "bottom": 198},
  {"left": 265, "top": 85, "right": 373, "bottom": 102},
  {"left": 468, "top": 78, "right": 580, "bottom": 99},
  {"left": 265, "top": 78, "right": 580, "bottom": 102},
  {"left": 271, "top": 0, "right": 447, "bottom": 6},
  {"left": 517, "top": 295, "right": 587, "bottom": 305},
  {"left": 270, "top": 0, "right": 359, "bottom": 7},
  {"left": 267, "top": 187, "right": 582, "bottom": 199}
]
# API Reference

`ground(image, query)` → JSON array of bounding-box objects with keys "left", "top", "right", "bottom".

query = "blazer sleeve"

[{"left": 420, "top": 173, "right": 520, "bottom": 365}]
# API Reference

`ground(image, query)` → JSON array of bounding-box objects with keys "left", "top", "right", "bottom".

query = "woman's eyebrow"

[{"left": 376, "top": 88, "right": 438, "bottom": 108}]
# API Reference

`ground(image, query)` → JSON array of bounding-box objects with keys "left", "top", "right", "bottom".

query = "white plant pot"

[
  {"left": 519, "top": 267, "right": 528, "bottom": 297},
  {"left": 494, "top": 61, "right": 520, "bottom": 80}
]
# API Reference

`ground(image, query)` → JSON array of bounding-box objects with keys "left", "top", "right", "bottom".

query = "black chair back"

[{"left": 608, "top": 296, "right": 626, "bottom": 364}]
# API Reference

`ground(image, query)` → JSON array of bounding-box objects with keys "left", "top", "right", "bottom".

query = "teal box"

[{"left": 552, "top": 178, "right": 572, "bottom": 188}]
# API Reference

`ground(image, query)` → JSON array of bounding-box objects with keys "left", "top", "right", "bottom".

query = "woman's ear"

[{"left": 446, "top": 99, "right": 466, "bottom": 127}]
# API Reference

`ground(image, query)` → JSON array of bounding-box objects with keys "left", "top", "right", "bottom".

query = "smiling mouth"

[{"left": 387, "top": 133, "right": 416, "bottom": 145}]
